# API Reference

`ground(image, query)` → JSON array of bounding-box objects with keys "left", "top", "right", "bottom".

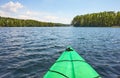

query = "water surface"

[{"left": 0, "top": 27, "right": 120, "bottom": 78}]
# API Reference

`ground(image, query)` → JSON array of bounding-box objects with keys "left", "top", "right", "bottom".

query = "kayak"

[{"left": 44, "top": 47, "right": 101, "bottom": 78}]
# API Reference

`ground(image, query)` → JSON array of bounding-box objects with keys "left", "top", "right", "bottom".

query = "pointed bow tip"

[{"left": 65, "top": 46, "right": 74, "bottom": 51}]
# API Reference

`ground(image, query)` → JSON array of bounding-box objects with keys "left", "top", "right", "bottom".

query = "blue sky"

[{"left": 0, "top": 0, "right": 120, "bottom": 24}]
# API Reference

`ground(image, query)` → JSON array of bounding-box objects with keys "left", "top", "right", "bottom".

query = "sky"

[{"left": 0, "top": 0, "right": 120, "bottom": 24}]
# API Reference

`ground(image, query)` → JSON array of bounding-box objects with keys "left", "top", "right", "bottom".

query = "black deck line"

[{"left": 49, "top": 70, "right": 69, "bottom": 78}]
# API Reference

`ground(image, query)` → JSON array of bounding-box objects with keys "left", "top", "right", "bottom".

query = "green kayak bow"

[{"left": 44, "top": 47, "right": 101, "bottom": 78}]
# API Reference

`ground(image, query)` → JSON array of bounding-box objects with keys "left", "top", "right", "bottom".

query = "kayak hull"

[{"left": 44, "top": 47, "right": 101, "bottom": 78}]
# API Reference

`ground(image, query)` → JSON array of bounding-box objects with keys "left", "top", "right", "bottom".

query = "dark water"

[{"left": 0, "top": 27, "right": 120, "bottom": 78}]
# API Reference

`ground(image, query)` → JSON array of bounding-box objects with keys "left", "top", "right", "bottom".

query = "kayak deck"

[{"left": 44, "top": 47, "right": 101, "bottom": 78}]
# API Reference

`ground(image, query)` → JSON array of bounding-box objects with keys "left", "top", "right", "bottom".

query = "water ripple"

[{"left": 0, "top": 27, "right": 120, "bottom": 78}]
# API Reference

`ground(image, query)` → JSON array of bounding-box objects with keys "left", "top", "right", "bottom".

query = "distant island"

[
  {"left": 72, "top": 11, "right": 120, "bottom": 27},
  {"left": 0, "top": 16, "right": 69, "bottom": 27},
  {"left": 0, "top": 11, "right": 120, "bottom": 27}
]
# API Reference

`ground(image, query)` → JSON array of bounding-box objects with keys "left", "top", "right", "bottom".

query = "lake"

[{"left": 0, "top": 27, "right": 120, "bottom": 78}]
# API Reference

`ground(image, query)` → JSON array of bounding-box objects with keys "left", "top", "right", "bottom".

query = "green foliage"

[
  {"left": 72, "top": 11, "right": 120, "bottom": 27},
  {"left": 0, "top": 16, "right": 67, "bottom": 27}
]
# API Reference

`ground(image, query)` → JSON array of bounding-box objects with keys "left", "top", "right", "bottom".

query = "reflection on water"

[{"left": 0, "top": 27, "right": 120, "bottom": 78}]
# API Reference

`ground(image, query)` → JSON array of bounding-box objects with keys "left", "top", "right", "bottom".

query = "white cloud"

[
  {"left": 44, "top": 15, "right": 59, "bottom": 20},
  {"left": 18, "top": 12, "right": 59, "bottom": 22},
  {"left": 0, "top": 1, "right": 71, "bottom": 24},
  {"left": 0, "top": 10, "right": 10, "bottom": 17},
  {"left": 0, "top": 1, "right": 23, "bottom": 13},
  {"left": 26, "top": 10, "right": 39, "bottom": 16},
  {"left": 17, "top": 10, "right": 43, "bottom": 20},
  {"left": 17, "top": 10, "right": 61, "bottom": 22}
]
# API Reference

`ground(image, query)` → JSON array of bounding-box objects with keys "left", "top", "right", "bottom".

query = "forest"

[
  {"left": 0, "top": 16, "right": 67, "bottom": 27},
  {"left": 72, "top": 11, "right": 120, "bottom": 27},
  {"left": 1, "top": 11, "right": 120, "bottom": 27}
]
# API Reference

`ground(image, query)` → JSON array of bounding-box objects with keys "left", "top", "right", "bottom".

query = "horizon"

[{"left": 0, "top": 0, "right": 120, "bottom": 24}]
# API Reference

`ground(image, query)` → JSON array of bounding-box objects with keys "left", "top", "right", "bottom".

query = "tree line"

[
  {"left": 72, "top": 11, "right": 120, "bottom": 27},
  {"left": 0, "top": 16, "right": 67, "bottom": 27}
]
